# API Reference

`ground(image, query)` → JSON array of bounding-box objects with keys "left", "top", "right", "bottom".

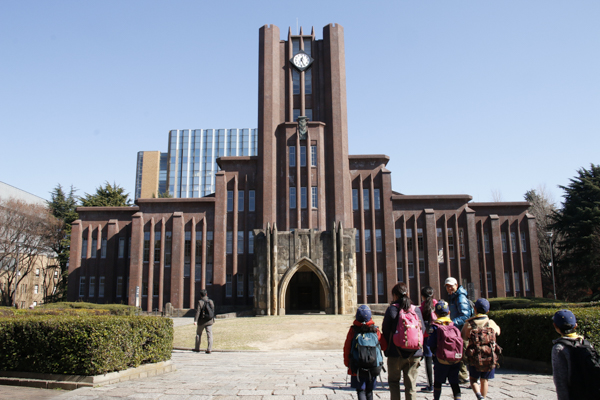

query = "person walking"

[
  {"left": 445, "top": 277, "right": 472, "bottom": 383},
  {"left": 419, "top": 286, "right": 437, "bottom": 393},
  {"left": 382, "top": 282, "right": 425, "bottom": 400},
  {"left": 194, "top": 289, "right": 215, "bottom": 353}
]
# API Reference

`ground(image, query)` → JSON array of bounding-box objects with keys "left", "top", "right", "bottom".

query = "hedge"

[
  {"left": 0, "top": 315, "right": 173, "bottom": 375},
  {"left": 37, "top": 302, "right": 138, "bottom": 315},
  {"left": 489, "top": 307, "right": 600, "bottom": 363},
  {"left": 488, "top": 297, "right": 600, "bottom": 311}
]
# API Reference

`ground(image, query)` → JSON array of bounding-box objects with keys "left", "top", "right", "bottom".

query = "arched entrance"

[{"left": 278, "top": 258, "right": 331, "bottom": 315}]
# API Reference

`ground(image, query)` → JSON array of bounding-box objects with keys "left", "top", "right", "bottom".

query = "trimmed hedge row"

[
  {"left": 37, "top": 302, "right": 138, "bottom": 315},
  {"left": 0, "top": 315, "right": 173, "bottom": 375},
  {"left": 489, "top": 307, "right": 600, "bottom": 363},
  {"left": 489, "top": 297, "right": 600, "bottom": 311}
]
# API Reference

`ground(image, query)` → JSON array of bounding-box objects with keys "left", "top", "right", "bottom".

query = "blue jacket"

[{"left": 448, "top": 286, "right": 471, "bottom": 330}]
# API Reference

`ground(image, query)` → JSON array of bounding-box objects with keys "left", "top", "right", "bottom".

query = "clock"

[{"left": 290, "top": 51, "right": 313, "bottom": 72}]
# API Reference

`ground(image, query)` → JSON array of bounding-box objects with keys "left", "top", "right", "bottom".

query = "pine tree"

[
  {"left": 80, "top": 182, "right": 132, "bottom": 207},
  {"left": 552, "top": 164, "right": 600, "bottom": 301}
]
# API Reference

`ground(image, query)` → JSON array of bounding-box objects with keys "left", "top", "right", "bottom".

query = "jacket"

[
  {"left": 343, "top": 319, "right": 384, "bottom": 376},
  {"left": 448, "top": 285, "right": 471, "bottom": 329},
  {"left": 382, "top": 303, "right": 425, "bottom": 358},
  {"left": 194, "top": 297, "right": 215, "bottom": 326}
]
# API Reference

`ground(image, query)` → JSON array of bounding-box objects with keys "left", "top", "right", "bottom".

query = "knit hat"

[
  {"left": 553, "top": 309, "right": 577, "bottom": 333},
  {"left": 355, "top": 305, "right": 372, "bottom": 323},
  {"left": 475, "top": 298, "right": 490, "bottom": 314},
  {"left": 435, "top": 300, "right": 449, "bottom": 316},
  {"left": 445, "top": 277, "right": 458, "bottom": 286}
]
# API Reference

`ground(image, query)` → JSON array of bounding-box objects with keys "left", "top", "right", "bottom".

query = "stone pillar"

[
  {"left": 465, "top": 207, "right": 481, "bottom": 298},
  {"left": 490, "top": 215, "right": 506, "bottom": 296},
  {"left": 68, "top": 220, "right": 82, "bottom": 301},
  {"left": 170, "top": 212, "right": 184, "bottom": 309},
  {"left": 425, "top": 209, "right": 440, "bottom": 297},
  {"left": 526, "top": 213, "right": 543, "bottom": 297},
  {"left": 129, "top": 212, "right": 144, "bottom": 307}
]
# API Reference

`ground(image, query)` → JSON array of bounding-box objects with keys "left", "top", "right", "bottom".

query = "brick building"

[{"left": 68, "top": 24, "right": 542, "bottom": 314}]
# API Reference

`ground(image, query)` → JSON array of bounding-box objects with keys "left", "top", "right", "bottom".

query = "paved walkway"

[{"left": 3, "top": 350, "right": 557, "bottom": 400}]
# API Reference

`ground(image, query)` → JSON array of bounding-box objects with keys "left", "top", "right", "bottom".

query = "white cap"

[{"left": 445, "top": 277, "right": 458, "bottom": 286}]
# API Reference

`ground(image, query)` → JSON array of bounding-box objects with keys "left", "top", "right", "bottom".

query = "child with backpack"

[
  {"left": 552, "top": 309, "right": 600, "bottom": 400},
  {"left": 344, "top": 305, "right": 385, "bottom": 400},
  {"left": 461, "top": 298, "right": 501, "bottom": 400},
  {"left": 419, "top": 286, "right": 437, "bottom": 393},
  {"left": 427, "top": 300, "right": 464, "bottom": 400}
]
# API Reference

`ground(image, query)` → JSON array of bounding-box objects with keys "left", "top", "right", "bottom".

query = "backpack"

[
  {"left": 555, "top": 338, "right": 600, "bottom": 400},
  {"left": 350, "top": 326, "right": 384, "bottom": 380},
  {"left": 199, "top": 299, "right": 214, "bottom": 320},
  {"left": 464, "top": 320, "right": 502, "bottom": 372},
  {"left": 434, "top": 322, "right": 463, "bottom": 365},
  {"left": 393, "top": 305, "right": 423, "bottom": 350}
]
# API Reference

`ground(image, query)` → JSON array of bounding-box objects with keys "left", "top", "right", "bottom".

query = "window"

[
  {"left": 226, "top": 274, "right": 232, "bottom": 297},
  {"left": 300, "top": 146, "right": 306, "bottom": 167},
  {"left": 142, "top": 282, "right": 148, "bottom": 296},
  {"left": 164, "top": 231, "right": 172, "bottom": 267},
  {"left": 35, "top": 268, "right": 40, "bottom": 276},
  {"left": 34, "top": 285, "right": 39, "bottom": 294},
  {"left": 89, "top": 276, "right": 95, "bottom": 297},
  {"left": 504, "top": 272, "right": 510, "bottom": 292},
  {"left": 290, "top": 187, "right": 296, "bottom": 209},
  {"left": 408, "top": 262, "right": 415, "bottom": 278},
  {"left": 357, "top": 273, "right": 362, "bottom": 296},
  {"left": 153, "top": 282, "right": 159, "bottom": 297},
  {"left": 118, "top": 237, "right": 125, "bottom": 258},
  {"left": 184, "top": 231, "right": 191, "bottom": 277},
  {"left": 249, "top": 274, "right": 254, "bottom": 297},
  {"left": 248, "top": 231, "right": 254, "bottom": 254},
  {"left": 82, "top": 239, "right": 88, "bottom": 258},
  {"left": 377, "top": 272, "right": 384, "bottom": 296},
  {"left": 514, "top": 272, "right": 520, "bottom": 292},
  {"left": 238, "top": 231, "right": 244, "bottom": 254},
  {"left": 459, "top": 228, "right": 465, "bottom": 259},
  {"left": 311, "top": 146, "right": 317, "bottom": 167},
  {"left": 406, "top": 229, "right": 413, "bottom": 264},
  {"left": 376, "top": 229, "right": 382, "bottom": 252},
  {"left": 511, "top": 232, "right": 517, "bottom": 253},
  {"left": 79, "top": 277, "right": 85, "bottom": 297},
  {"left": 352, "top": 189, "right": 359, "bottom": 211},
  {"left": 366, "top": 272, "right": 373, "bottom": 296},
  {"left": 226, "top": 231, "right": 233, "bottom": 254},
  {"left": 524, "top": 271, "right": 530, "bottom": 292},
  {"left": 448, "top": 228, "right": 455, "bottom": 259},
  {"left": 249, "top": 190, "right": 255, "bottom": 212},
  {"left": 301, "top": 187, "right": 307, "bottom": 209},
  {"left": 289, "top": 146, "right": 296, "bottom": 167},
  {"left": 128, "top": 239, "right": 131, "bottom": 258},
  {"left": 227, "top": 191, "right": 234, "bottom": 212},
  {"left": 484, "top": 232, "right": 490, "bottom": 253},
  {"left": 437, "top": 228, "right": 444, "bottom": 263},
  {"left": 238, "top": 191, "right": 244, "bottom": 212},
  {"left": 206, "top": 231, "right": 214, "bottom": 285},
  {"left": 99, "top": 276, "right": 105, "bottom": 298},
  {"left": 417, "top": 229, "right": 425, "bottom": 273},
  {"left": 355, "top": 231, "right": 360, "bottom": 252},
  {"left": 477, "top": 233, "right": 480, "bottom": 254},
  {"left": 311, "top": 186, "right": 318, "bottom": 208},
  {"left": 195, "top": 231, "right": 202, "bottom": 282},
  {"left": 154, "top": 231, "right": 161, "bottom": 262},
  {"left": 91, "top": 238, "right": 97, "bottom": 258},
  {"left": 502, "top": 232, "right": 507, "bottom": 253},
  {"left": 487, "top": 271, "right": 493, "bottom": 293},
  {"left": 374, "top": 189, "right": 380, "bottom": 210},
  {"left": 116, "top": 276, "right": 123, "bottom": 298},
  {"left": 143, "top": 232, "right": 150, "bottom": 262},
  {"left": 363, "top": 189, "right": 370, "bottom": 210},
  {"left": 521, "top": 232, "right": 527, "bottom": 252},
  {"left": 237, "top": 273, "right": 244, "bottom": 297},
  {"left": 365, "top": 229, "right": 371, "bottom": 252},
  {"left": 101, "top": 238, "right": 107, "bottom": 258}
]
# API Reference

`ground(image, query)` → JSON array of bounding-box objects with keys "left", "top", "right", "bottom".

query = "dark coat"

[
  {"left": 382, "top": 303, "right": 425, "bottom": 358},
  {"left": 194, "top": 297, "right": 215, "bottom": 326}
]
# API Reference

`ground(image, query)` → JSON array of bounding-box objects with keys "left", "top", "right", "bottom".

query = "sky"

[{"left": 1, "top": 1, "right": 599, "bottom": 206}]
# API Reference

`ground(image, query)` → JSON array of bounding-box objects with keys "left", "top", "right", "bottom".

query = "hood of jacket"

[{"left": 449, "top": 285, "right": 468, "bottom": 301}]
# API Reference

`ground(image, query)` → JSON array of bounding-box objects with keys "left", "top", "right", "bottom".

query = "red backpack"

[
  {"left": 434, "top": 321, "right": 463, "bottom": 364},
  {"left": 392, "top": 305, "right": 423, "bottom": 350}
]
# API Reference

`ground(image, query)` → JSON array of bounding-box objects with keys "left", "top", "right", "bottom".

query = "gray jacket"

[{"left": 194, "top": 297, "right": 215, "bottom": 326}]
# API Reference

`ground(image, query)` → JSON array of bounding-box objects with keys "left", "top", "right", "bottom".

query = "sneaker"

[
  {"left": 420, "top": 386, "right": 433, "bottom": 392},
  {"left": 205, "top": 350, "right": 211, "bottom": 354}
]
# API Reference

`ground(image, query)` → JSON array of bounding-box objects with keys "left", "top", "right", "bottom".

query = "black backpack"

[
  {"left": 555, "top": 338, "right": 600, "bottom": 400},
  {"left": 350, "top": 325, "right": 384, "bottom": 380},
  {"left": 200, "top": 300, "right": 214, "bottom": 320}
]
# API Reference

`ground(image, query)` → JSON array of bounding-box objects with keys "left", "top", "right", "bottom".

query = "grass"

[{"left": 173, "top": 314, "right": 385, "bottom": 351}]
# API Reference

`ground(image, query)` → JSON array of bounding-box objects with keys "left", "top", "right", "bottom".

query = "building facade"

[{"left": 69, "top": 24, "right": 542, "bottom": 314}]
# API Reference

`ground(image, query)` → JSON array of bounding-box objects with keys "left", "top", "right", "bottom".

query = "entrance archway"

[{"left": 278, "top": 258, "right": 331, "bottom": 315}]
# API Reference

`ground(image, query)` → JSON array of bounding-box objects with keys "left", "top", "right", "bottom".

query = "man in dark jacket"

[
  {"left": 194, "top": 289, "right": 215, "bottom": 353},
  {"left": 445, "top": 277, "right": 472, "bottom": 384}
]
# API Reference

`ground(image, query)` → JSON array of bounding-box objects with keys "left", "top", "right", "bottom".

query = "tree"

[
  {"left": 46, "top": 184, "right": 79, "bottom": 302},
  {"left": 80, "top": 182, "right": 132, "bottom": 207},
  {"left": 524, "top": 186, "right": 560, "bottom": 298},
  {"left": 152, "top": 189, "right": 173, "bottom": 198},
  {"left": 552, "top": 164, "right": 600, "bottom": 301},
  {"left": 0, "top": 198, "right": 61, "bottom": 306}
]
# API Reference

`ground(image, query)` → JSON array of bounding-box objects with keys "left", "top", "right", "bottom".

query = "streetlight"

[{"left": 547, "top": 231, "right": 557, "bottom": 300}]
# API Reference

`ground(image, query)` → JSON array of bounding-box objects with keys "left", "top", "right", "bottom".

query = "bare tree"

[
  {"left": 0, "top": 198, "right": 61, "bottom": 307},
  {"left": 491, "top": 189, "right": 503, "bottom": 202}
]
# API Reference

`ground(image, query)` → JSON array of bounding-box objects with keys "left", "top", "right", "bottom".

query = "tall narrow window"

[
  {"left": 511, "top": 232, "right": 517, "bottom": 253},
  {"left": 366, "top": 272, "right": 373, "bottom": 296},
  {"left": 164, "top": 231, "right": 172, "bottom": 267},
  {"left": 184, "top": 231, "right": 191, "bottom": 277},
  {"left": 301, "top": 187, "right": 307, "bottom": 209},
  {"left": 355, "top": 231, "right": 360, "bottom": 252},
  {"left": 459, "top": 228, "right": 465, "bottom": 259},
  {"left": 118, "top": 237, "right": 125, "bottom": 258},
  {"left": 310, "top": 146, "right": 317, "bottom": 167},
  {"left": 487, "top": 272, "right": 493, "bottom": 293},
  {"left": 363, "top": 189, "right": 370, "bottom": 210},
  {"left": 195, "top": 231, "right": 202, "bottom": 282},
  {"left": 376, "top": 229, "right": 382, "bottom": 252},
  {"left": 514, "top": 272, "right": 520, "bottom": 292},
  {"left": 238, "top": 191, "right": 244, "bottom": 212},
  {"left": 227, "top": 191, "right": 234, "bottom": 212},
  {"left": 249, "top": 190, "right": 255, "bottom": 212},
  {"left": 238, "top": 231, "right": 244, "bottom": 254},
  {"left": 502, "top": 232, "right": 507, "bottom": 253},
  {"left": 484, "top": 232, "right": 490, "bottom": 253},
  {"left": 116, "top": 276, "right": 123, "bottom": 298},
  {"left": 377, "top": 272, "right": 384, "bottom": 296},
  {"left": 311, "top": 186, "right": 318, "bottom": 208},
  {"left": 352, "top": 189, "right": 359, "bottom": 210},
  {"left": 437, "top": 228, "right": 444, "bottom": 263},
  {"left": 82, "top": 239, "right": 87, "bottom": 258},
  {"left": 89, "top": 276, "right": 95, "bottom": 297},
  {"left": 99, "top": 276, "right": 105, "bottom": 298},
  {"left": 396, "top": 229, "right": 403, "bottom": 281},
  {"left": 365, "top": 229, "right": 371, "bottom": 252},
  {"left": 289, "top": 146, "right": 296, "bottom": 167},
  {"left": 504, "top": 272, "right": 510, "bottom": 292},
  {"left": 417, "top": 228, "right": 425, "bottom": 273},
  {"left": 248, "top": 231, "right": 254, "bottom": 254},
  {"left": 226, "top": 231, "right": 233, "bottom": 254},
  {"left": 154, "top": 231, "right": 161, "bottom": 262},
  {"left": 524, "top": 271, "right": 530, "bottom": 291},
  {"left": 206, "top": 231, "right": 213, "bottom": 284},
  {"left": 374, "top": 189, "right": 380, "bottom": 210},
  {"left": 520, "top": 232, "right": 527, "bottom": 252},
  {"left": 79, "top": 276, "right": 85, "bottom": 297},
  {"left": 300, "top": 146, "right": 306, "bottom": 167},
  {"left": 101, "top": 238, "right": 107, "bottom": 258},
  {"left": 237, "top": 273, "right": 244, "bottom": 297},
  {"left": 91, "top": 238, "right": 97, "bottom": 258},
  {"left": 290, "top": 187, "right": 296, "bottom": 209},
  {"left": 226, "top": 274, "right": 232, "bottom": 297},
  {"left": 143, "top": 232, "right": 150, "bottom": 262},
  {"left": 447, "top": 228, "right": 455, "bottom": 259}
]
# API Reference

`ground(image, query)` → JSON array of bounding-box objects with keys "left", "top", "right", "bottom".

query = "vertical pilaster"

[
  {"left": 68, "top": 220, "right": 82, "bottom": 301},
  {"left": 129, "top": 212, "right": 144, "bottom": 307},
  {"left": 465, "top": 208, "right": 481, "bottom": 298},
  {"left": 171, "top": 212, "right": 184, "bottom": 308},
  {"left": 425, "top": 209, "right": 440, "bottom": 297},
  {"left": 490, "top": 215, "right": 506, "bottom": 296},
  {"left": 158, "top": 217, "right": 165, "bottom": 312}
]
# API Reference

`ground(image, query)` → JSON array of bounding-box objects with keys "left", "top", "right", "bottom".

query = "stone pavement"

[{"left": 2, "top": 349, "right": 557, "bottom": 400}]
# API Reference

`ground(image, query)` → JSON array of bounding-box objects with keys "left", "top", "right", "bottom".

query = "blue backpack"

[{"left": 350, "top": 326, "right": 383, "bottom": 379}]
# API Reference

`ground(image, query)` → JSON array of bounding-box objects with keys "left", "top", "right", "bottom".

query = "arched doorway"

[{"left": 284, "top": 265, "right": 326, "bottom": 313}]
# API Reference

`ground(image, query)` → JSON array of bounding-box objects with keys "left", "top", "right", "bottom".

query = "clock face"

[{"left": 291, "top": 52, "right": 313, "bottom": 71}]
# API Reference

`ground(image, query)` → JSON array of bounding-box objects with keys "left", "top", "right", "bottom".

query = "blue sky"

[{"left": 1, "top": 1, "right": 598, "bottom": 205}]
